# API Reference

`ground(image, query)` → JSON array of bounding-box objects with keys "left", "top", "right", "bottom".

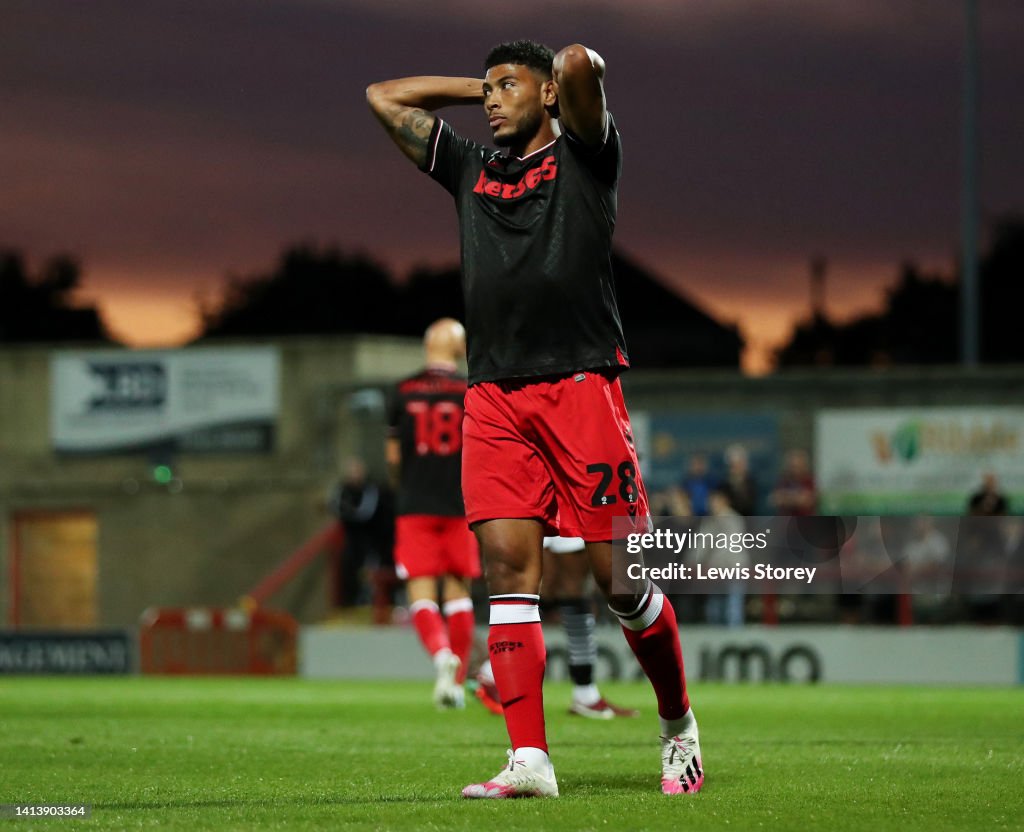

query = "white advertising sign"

[
  {"left": 51, "top": 347, "right": 280, "bottom": 454},
  {"left": 815, "top": 407, "right": 1024, "bottom": 513},
  {"left": 300, "top": 625, "right": 1023, "bottom": 686}
]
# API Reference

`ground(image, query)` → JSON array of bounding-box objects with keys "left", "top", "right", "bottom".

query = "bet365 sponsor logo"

[
  {"left": 473, "top": 155, "right": 557, "bottom": 200},
  {"left": 490, "top": 640, "right": 524, "bottom": 655},
  {"left": 86, "top": 362, "right": 166, "bottom": 410}
]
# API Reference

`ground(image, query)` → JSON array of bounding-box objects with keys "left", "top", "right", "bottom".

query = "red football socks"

[
  {"left": 488, "top": 594, "right": 548, "bottom": 752},
  {"left": 410, "top": 599, "right": 450, "bottom": 657},
  {"left": 443, "top": 597, "right": 475, "bottom": 684},
  {"left": 617, "top": 585, "right": 690, "bottom": 720}
]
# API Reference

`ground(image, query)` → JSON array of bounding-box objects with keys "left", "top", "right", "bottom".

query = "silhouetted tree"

[
  {"left": 200, "top": 246, "right": 399, "bottom": 337},
  {"left": 400, "top": 266, "right": 465, "bottom": 335},
  {"left": 0, "top": 250, "right": 108, "bottom": 343},
  {"left": 778, "top": 265, "right": 957, "bottom": 367},
  {"left": 777, "top": 215, "right": 1024, "bottom": 367},
  {"left": 980, "top": 215, "right": 1024, "bottom": 363},
  {"left": 198, "top": 244, "right": 744, "bottom": 368}
]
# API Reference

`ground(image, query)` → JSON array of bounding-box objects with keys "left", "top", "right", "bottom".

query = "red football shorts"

[
  {"left": 394, "top": 515, "right": 481, "bottom": 580},
  {"left": 462, "top": 370, "right": 650, "bottom": 541}
]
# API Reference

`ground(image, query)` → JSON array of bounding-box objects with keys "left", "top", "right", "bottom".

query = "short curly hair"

[{"left": 484, "top": 40, "right": 555, "bottom": 78}]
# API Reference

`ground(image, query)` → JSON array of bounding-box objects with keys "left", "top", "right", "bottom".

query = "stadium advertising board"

[
  {"left": 300, "top": 625, "right": 1023, "bottom": 686},
  {"left": 816, "top": 407, "right": 1024, "bottom": 513},
  {"left": 51, "top": 347, "right": 279, "bottom": 454},
  {"left": 0, "top": 632, "right": 132, "bottom": 674}
]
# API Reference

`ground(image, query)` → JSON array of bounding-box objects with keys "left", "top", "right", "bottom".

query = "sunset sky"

[{"left": 3, "top": 0, "right": 1023, "bottom": 372}]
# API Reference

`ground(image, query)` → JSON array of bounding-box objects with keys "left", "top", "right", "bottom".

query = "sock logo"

[{"left": 490, "top": 640, "right": 524, "bottom": 655}]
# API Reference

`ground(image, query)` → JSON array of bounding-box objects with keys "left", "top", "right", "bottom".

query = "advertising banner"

[
  {"left": 0, "top": 632, "right": 132, "bottom": 674},
  {"left": 300, "top": 625, "right": 1023, "bottom": 685},
  {"left": 816, "top": 407, "right": 1024, "bottom": 513},
  {"left": 51, "top": 347, "right": 280, "bottom": 454}
]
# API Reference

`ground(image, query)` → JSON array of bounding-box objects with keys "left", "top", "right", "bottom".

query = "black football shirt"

[
  {"left": 387, "top": 366, "right": 467, "bottom": 517},
  {"left": 420, "top": 115, "right": 629, "bottom": 385}
]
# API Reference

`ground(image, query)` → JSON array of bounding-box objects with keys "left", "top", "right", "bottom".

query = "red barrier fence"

[
  {"left": 138, "top": 607, "right": 297, "bottom": 675},
  {"left": 240, "top": 521, "right": 345, "bottom": 610}
]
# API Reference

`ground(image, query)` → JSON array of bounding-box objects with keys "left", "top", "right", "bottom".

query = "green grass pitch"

[{"left": 0, "top": 677, "right": 1020, "bottom": 830}]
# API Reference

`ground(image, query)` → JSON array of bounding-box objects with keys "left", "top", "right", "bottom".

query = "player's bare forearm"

[
  {"left": 552, "top": 44, "right": 608, "bottom": 147},
  {"left": 366, "top": 76, "right": 484, "bottom": 166}
]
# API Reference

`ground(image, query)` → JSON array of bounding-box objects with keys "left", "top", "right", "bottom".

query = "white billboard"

[
  {"left": 815, "top": 407, "right": 1024, "bottom": 513},
  {"left": 300, "top": 625, "right": 1023, "bottom": 686},
  {"left": 51, "top": 347, "right": 280, "bottom": 454}
]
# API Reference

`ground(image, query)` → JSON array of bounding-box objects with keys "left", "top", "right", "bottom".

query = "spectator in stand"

[
  {"left": 720, "top": 444, "right": 757, "bottom": 517},
  {"left": 961, "top": 472, "right": 1011, "bottom": 623},
  {"left": 698, "top": 488, "right": 748, "bottom": 627},
  {"left": 967, "top": 473, "right": 1008, "bottom": 516},
  {"left": 771, "top": 450, "right": 817, "bottom": 516},
  {"left": 840, "top": 519, "right": 894, "bottom": 624},
  {"left": 680, "top": 453, "right": 715, "bottom": 516},
  {"left": 649, "top": 488, "right": 696, "bottom": 624},
  {"left": 330, "top": 457, "right": 396, "bottom": 608},
  {"left": 769, "top": 448, "right": 817, "bottom": 618},
  {"left": 901, "top": 515, "right": 954, "bottom": 622},
  {"left": 650, "top": 486, "right": 692, "bottom": 518},
  {"left": 1001, "top": 518, "right": 1024, "bottom": 624}
]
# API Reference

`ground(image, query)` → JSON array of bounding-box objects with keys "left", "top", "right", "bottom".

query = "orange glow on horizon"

[
  {"left": 96, "top": 292, "right": 202, "bottom": 349},
  {"left": 82, "top": 253, "right": 906, "bottom": 373},
  {"left": 93, "top": 286, "right": 792, "bottom": 372}
]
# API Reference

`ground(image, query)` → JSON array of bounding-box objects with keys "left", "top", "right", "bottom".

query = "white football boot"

[
  {"left": 432, "top": 651, "right": 465, "bottom": 710},
  {"left": 660, "top": 710, "right": 704, "bottom": 795},
  {"left": 462, "top": 750, "right": 559, "bottom": 799}
]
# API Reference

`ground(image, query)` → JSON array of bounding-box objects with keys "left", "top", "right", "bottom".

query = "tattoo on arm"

[{"left": 386, "top": 107, "right": 435, "bottom": 167}]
